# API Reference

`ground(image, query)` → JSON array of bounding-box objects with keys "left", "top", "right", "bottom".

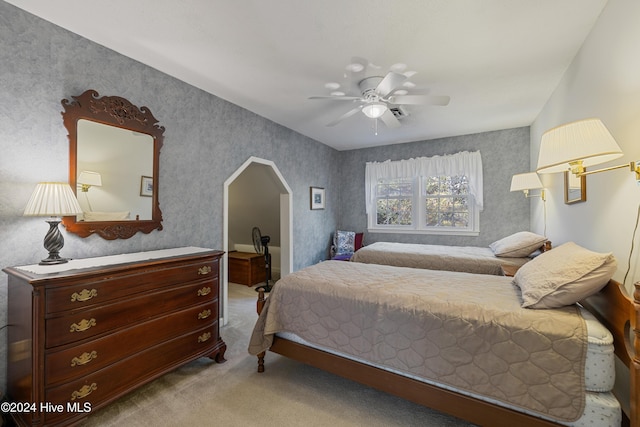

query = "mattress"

[{"left": 277, "top": 305, "right": 618, "bottom": 426}]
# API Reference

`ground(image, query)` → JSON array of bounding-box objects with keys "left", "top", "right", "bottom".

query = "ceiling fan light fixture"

[{"left": 362, "top": 102, "right": 388, "bottom": 119}]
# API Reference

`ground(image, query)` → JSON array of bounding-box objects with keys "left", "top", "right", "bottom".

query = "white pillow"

[
  {"left": 489, "top": 231, "right": 547, "bottom": 257},
  {"left": 513, "top": 242, "right": 617, "bottom": 309}
]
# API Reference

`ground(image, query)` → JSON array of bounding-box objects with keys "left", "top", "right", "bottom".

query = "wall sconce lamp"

[
  {"left": 77, "top": 171, "right": 102, "bottom": 212},
  {"left": 536, "top": 118, "right": 640, "bottom": 181},
  {"left": 77, "top": 170, "right": 102, "bottom": 192},
  {"left": 510, "top": 172, "right": 546, "bottom": 201},
  {"left": 23, "top": 182, "right": 84, "bottom": 265}
]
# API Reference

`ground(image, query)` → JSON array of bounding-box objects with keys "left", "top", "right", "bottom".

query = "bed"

[
  {"left": 249, "top": 242, "right": 635, "bottom": 426},
  {"left": 350, "top": 231, "right": 550, "bottom": 275}
]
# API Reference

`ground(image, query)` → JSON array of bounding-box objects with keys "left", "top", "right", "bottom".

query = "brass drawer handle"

[
  {"left": 71, "top": 289, "right": 98, "bottom": 302},
  {"left": 70, "top": 318, "right": 97, "bottom": 333},
  {"left": 198, "top": 332, "right": 212, "bottom": 343},
  {"left": 197, "top": 287, "right": 211, "bottom": 296},
  {"left": 71, "top": 351, "right": 98, "bottom": 367},
  {"left": 198, "top": 309, "right": 212, "bottom": 320},
  {"left": 198, "top": 265, "right": 212, "bottom": 275},
  {"left": 71, "top": 383, "right": 97, "bottom": 400}
]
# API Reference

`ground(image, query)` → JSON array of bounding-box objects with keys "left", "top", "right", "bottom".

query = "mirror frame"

[
  {"left": 61, "top": 89, "right": 164, "bottom": 239},
  {"left": 564, "top": 170, "right": 587, "bottom": 204}
]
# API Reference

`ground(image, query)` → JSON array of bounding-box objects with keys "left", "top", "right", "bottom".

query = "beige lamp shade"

[
  {"left": 78, "top": 171, "right": 102, "bottom": 187},
  {"left": 536, "top": 118, "right": 623, "bottom": 174},
  {"left": 510, "top": 172, "right": 543, "bottom": 192},
  {"left": 23, "top": 182, "right": 84, "bottom": 217}
]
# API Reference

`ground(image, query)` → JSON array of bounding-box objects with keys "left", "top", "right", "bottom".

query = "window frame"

[
  {"left": 368, "top": 175, "right": 479, "bottom": 236},
  {"left": 365, "top": 151, "right": 483, "bottom": 237}
]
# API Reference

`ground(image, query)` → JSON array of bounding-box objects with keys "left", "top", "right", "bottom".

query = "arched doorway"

[{"left": 222, "top": 156, "right": 292, "bottom": 324}]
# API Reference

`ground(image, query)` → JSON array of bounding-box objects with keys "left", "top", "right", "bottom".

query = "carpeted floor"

[{"left": 79, "top": 283, "right": 475, "bottom": 426}]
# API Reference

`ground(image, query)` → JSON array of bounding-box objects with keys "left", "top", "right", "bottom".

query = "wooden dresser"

[{"left": 4, "top": 247, "right": 226, "bottom": 427}]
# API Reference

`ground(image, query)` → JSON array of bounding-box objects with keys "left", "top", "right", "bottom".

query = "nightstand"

[{"left": 501, "top": 265, "right": 521, "bottom": 277}]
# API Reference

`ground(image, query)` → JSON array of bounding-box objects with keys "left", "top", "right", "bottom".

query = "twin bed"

[
  {"left": 350, "top": 232, "right": 551, "bottom": 275},
  {"left": 249, "top": 239, "right": 634, "bottom": 426}
]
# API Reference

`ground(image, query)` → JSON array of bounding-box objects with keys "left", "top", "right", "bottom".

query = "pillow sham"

[
  {"left": 513, "top": 242, "right": 617, "bottom": 309},
  {"left": 489, "top": 231, "right": 547, "bottom": 257}
]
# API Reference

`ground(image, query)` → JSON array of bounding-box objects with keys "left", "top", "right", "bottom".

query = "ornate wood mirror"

[{"left": 61, "top": 90, "right": 164, "bottom": 239}]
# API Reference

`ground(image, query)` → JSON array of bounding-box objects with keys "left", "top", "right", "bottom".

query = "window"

[
  {"left": 424, "top": 175, "right": 470, "bottom": 228},
  {"left": 365, "top": 151, "right": 483, "bottom": 236},
  {"left": 375, "top": 178, "right": 413, "bottom": 226}
]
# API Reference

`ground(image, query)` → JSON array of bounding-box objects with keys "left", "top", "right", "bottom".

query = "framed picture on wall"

[
  {"left": 310, "top": 187, "right": 325, "bottom": 210},
  {"left": 140, "top": 176, "right": 153, "bottom": 197}
]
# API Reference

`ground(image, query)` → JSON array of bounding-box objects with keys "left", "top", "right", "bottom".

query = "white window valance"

[{"left": 365, "top": 150, "right": 483, "bottom": 214}]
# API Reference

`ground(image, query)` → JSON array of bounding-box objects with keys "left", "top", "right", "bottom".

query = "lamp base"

[
  {"left": 39, "top": 255, "right": 69, "bottom": 265},
  {"left": 39, "top": 218, "right": 68, "bottom": 265}
]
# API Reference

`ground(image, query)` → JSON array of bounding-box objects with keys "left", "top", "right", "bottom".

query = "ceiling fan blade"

[
  {"left": 326, "top": 106, "right": 363, "bottom": 127},
  {"left": 379, "top": 109, "right": 401, "bottom": 128},
  {"left": 309, "top": 96, "right": 362, "bottom": 101},
  {"left": 375, "top": 72, "right": 408, "bottom": 98},
  {"left": 388, "top": 95, "right": 451, "bottom": 106}
]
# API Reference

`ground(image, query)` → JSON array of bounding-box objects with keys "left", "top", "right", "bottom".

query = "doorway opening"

[{"left": 222, "top": 156, "right": 292, "bottom": 324}]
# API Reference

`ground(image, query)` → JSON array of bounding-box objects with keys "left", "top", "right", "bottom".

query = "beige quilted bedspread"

[
  {"left": 350, "top": 241, "right": 530, "bottom": 275},
  {"left": 249, "top": 261, "right": 587, "bottom": 422}
]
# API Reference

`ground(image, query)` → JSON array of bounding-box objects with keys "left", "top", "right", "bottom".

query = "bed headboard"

[{"left": 580, "top": 279, "right": 638, "bottom": 425}]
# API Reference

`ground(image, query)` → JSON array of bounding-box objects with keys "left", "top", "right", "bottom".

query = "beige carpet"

[{"left": 79, "top": 283, "right": 475, "bottom": 427}]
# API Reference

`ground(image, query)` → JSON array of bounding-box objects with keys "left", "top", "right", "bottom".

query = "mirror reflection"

[
  {"left": 76, "top": 119, "right": 154, "bottom": 221},
  {"left": 564, "top": 170, "right": 587, "bottom": 204}
]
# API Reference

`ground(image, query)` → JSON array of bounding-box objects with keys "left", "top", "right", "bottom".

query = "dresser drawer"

[
  {"left": 43, "top": 324, "right": 220, "bottom": 425},
  {"left": 45, "top": 301, "right": 218, "bottom": 386},
  {"left": 46, "top": 280, "right": 216, "bottom": 348},
  {"left": 45, "top": 258, "right": 219, "bottom": 314}
]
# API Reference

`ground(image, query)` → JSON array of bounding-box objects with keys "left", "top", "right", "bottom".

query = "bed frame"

[{"left": 256, "top": 279, "right": 638, "bottom": 427}]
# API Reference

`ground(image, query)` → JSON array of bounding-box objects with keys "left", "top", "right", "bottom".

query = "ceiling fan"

[{"left": 309, "top": 58, "right": 451, "bottom": 129}]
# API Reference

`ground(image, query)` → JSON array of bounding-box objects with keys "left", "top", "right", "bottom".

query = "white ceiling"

[{"left": 7, "top": 0, "right": 608, "bottom": 151}]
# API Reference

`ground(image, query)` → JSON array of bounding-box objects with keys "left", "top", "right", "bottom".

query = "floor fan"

[{"left": 252, "top": 227, "right": 272, "bottom": 292}]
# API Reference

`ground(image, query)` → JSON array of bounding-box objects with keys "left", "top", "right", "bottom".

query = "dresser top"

[{"left": 4, "top": 247, "right": 222, "bottom": 280}]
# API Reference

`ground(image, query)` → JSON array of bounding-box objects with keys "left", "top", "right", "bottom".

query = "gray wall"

[
  {"left": 337, "top": 127, "right": 531, "bottom": 246},
  {"left": 0, "top": 1, "right": 339, "bottom": 392}
]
